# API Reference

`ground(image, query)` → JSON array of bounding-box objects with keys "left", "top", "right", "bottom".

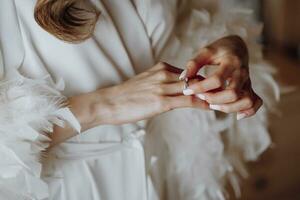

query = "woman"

[{"left": 0, "top": 0, "right": 278, "bottom": 199}]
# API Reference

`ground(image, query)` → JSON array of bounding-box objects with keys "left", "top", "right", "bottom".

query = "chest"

[{"left": 15, "top": 0, "right": 177, "bottom": 96}]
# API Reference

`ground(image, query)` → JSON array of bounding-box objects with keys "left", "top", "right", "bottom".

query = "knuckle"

[
  {"left": 231, "top": 55, "right": 242, "bottom": 67},
  {"left": 155, "top": 61, "right": 167, "bottom": 70},
  {"left": 225, "top": 54, "right": 242, "bottom": 67},
  {"left": 158, "top": 61, "right": 168, "bottom": 70},
  {"left": 229, "top": 89, "right": 239, "bottom": 101},
  {"left": 141, "top": 71, "right": 154, "bottom": 79},
  {"left": 244, "top": 97, "right": 254, "bottom": 108},
  {"left": 160, "top": 70, "right": 170, "bottom": 80},
  {"left": 156, "top": 85, "right": 165, "bottom": 94},
  {"left": 187, "top": 60, "right": 197, "bottom": 69},
  {"left": 143, "top": 71, "right": 152, "bottom": 77},
  {"left": 155, "top": 70, "right": 168, "bottom": 80},
  {"left": 247, "top": 108, "right": 256, "bottom": 115},
  {"left": 212, "top": 75, "right": 223, "bottom": 88},
  {"left": 157, "top": 61, "right": 165, "bottom": 67}
]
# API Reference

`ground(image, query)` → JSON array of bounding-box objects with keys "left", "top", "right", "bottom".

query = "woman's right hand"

[
  {"left": 51, "top": 62, "right": 208, "bottom": 146},
  {"left": 89, "top": 62, "right": 209, "bottom": 125}
]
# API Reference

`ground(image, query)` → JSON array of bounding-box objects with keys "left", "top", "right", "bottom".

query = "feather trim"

[
  {"left": 146, "top": 1, "right": 280, "bottom": 200},
  {"left": 0, "top": 75, "right": 81, "bottom": 200}
]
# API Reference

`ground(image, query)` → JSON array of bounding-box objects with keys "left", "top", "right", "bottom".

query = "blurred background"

[{"left": 231, "top": 0, "right": 300, "bottom": 200}]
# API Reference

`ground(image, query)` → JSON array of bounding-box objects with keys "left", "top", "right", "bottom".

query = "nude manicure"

[
  {"left": 183, "top": 88, "right": 194, "bottom": 96},
  {"left": 179, "top": 69, "right": 187, "bottom": 80},
  {"left": 196, "top": 94, "right": 206, "bottom": 100},
  {"left": 209, "top": 104, "right": 222, "bottom": 111},
  {"left": 237, "top": 113, "right": 247, "bottom": 120}
]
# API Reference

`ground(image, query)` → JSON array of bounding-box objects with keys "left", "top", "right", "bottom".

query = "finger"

[
  {"left": 152, "top": 69, "right": 182, "bottom": 83},
  {"left": 188, "top": 64, "right": 234, "bottom": 93},
  {"left": 165, "top": 95, "right": 209, "bottom": 110},
  {"left": 200, "top": 88, "right": 241, "bottom": 104},
  {"left": 184, "top": 49, "right": 212, "bottom": 79},
  {"left": 237, "top": 96, "right": 263, "bottom": 120},
  {"left": 151, "top": 62, "right": 183, "bottom": 74},
  {"left": 137, "top": 62, "right": 180, "bottom": 81},
  {"left": 226, "top": 70, "right": 241, "bottom": 90},
  {"left": 152, "top": 62, "right": 193, "bottom": 83},
  {"left": 160, "top": 71, "right": 180, "bottom": 83},
  {"left": 209, "top": 94, "right": 254, "bottom": 113},
  {"left": 227, "top": 68, "right": 249, "bottom": 90},
  {"left": 159, "top": 78, "right": 203, "bottom": 96},
  {"left": 188, "top": 75, "right": 222, "bottom": 94}
]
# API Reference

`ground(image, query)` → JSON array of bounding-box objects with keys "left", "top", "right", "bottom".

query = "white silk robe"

[{"left": 0, "top": 0, "right": 279, "bottom": 199}]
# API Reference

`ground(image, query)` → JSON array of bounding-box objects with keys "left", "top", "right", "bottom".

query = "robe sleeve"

[
  {"left": 144, "top": 1, "right": 280, "bottom": 200},
  {"left": 0, "top": 1, "right": 81, "bottom": 199}
]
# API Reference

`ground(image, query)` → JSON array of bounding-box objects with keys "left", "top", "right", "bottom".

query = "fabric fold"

[{"left": 1, "top": 1, "right": 81, "bottom": 199}]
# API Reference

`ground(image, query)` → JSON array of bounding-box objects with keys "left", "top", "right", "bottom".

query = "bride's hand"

[
  {"left": 180, "top": 35, "right": 263, "bottom": 120},
  {"left": 72, "top": 62, "right": 209, "bottom": 127}
]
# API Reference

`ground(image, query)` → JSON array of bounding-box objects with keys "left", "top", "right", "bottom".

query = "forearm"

[{"left": 49, "top": 61, "right": 211, "bottom": 147}]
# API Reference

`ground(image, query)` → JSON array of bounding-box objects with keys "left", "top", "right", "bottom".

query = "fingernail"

[
  {"left": 196, "top": 93, "right": 206, "bottom": 100},
  {"left": 179, "top": 69, "right": 187, "bottom": 80},
  {"left": 183, "top": 88, "right": 194, "bottom": 96},
  {"left": 209, "top": 104, "right": 222, "bottom": 111},
  {"left": 237, "top": 113, "right": 247, "bottom": 120}
]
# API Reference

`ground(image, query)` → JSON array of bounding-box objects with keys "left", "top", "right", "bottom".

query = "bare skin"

[
  {"left": 183, "top": 35, "right": 262, "bottom": 119},
  {"left": 50, "top": 62, "right": 208, "bottom": 147},
  {"left": 50, "top": 35, "right": 262, "bottom": 147}
]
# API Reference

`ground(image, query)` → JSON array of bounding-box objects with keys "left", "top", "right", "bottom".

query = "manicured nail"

[
  {"left": 209, "top": 104, "right": 222, "bottom": 111},
  {"left": 237, "top": 113, "right": 247, "bottom": 120},
  {"left": 179, "top": 69, "right": 187, "bottom": 80},
  {"left": 196, "top": 93, "right": 206, "bottom": 100},
  {"left": 183, "top": 88, "right": 194, "bottom": 96}
]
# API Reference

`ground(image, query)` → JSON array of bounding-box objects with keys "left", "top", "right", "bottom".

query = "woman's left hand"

[{"left": 180, "top": 35, "right": 263, "bottom": 120}]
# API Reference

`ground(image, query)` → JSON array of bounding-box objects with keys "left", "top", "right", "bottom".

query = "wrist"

[
  {"left": 68, "top": 89, "right": 113, "bottom": 131},
  {"left": 92, "top": 88, "right": 116, "bottom": 126}
]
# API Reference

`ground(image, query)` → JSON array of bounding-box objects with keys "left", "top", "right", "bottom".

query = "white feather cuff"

[{"left": 0, "top": 75, "right": 81, "bottom": 200}]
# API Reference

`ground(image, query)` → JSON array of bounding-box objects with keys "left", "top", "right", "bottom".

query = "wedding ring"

[
  {"left": 183, "top": 77, "right": 189, "bottom": 90},
  {"left": 223, "top": 79, "right": 230, "bottom": 89}
]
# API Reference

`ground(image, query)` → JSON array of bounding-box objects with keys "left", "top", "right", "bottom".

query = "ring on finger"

[
  {"left": 183, "top": 77, "right": 189, "bottom": 90},
  {"left": 222, "top": 79, "right": 230, "bottom": 89}
]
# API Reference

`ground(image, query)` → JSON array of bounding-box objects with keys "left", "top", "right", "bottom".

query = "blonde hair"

[{"left": 34, "top": 0, "right": 100, "bottom": 43}]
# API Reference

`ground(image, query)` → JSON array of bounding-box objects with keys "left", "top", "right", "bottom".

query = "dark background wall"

[{"left": 229, "top": 1, "right": 300, "bottom": 200}]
